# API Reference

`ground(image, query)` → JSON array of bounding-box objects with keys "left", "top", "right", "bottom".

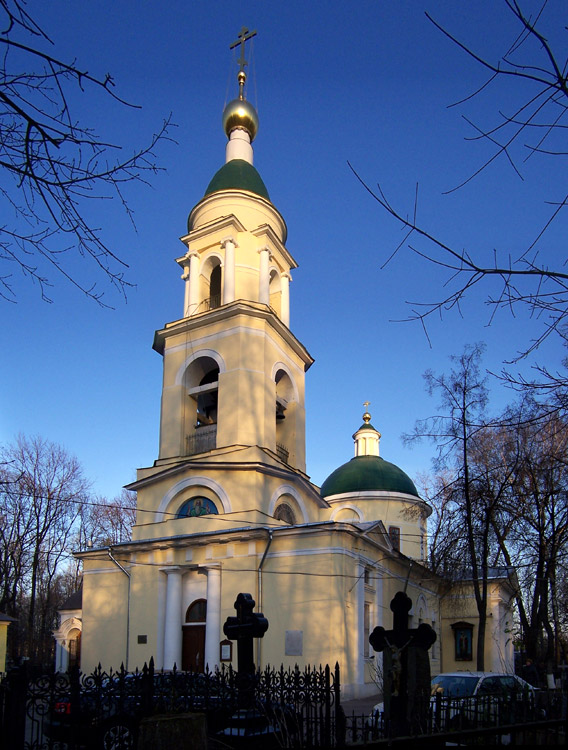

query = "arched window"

[
  {"left": 68, "top": 630, "right": 81, "bottom": 669},
  {"left": 275, "top": 368, "right": 296, "bottom": 463},
  {"left": 209, "top": 264, "right": 221, "bottom": 309},
  {"left": 177, "top": 496, "right": 218, "bottom": 518},
  {"left": 334, "top": 507, "right": 360, "bottom": 522},
  {"left": 274, "top": 503, "right": 296, "bottom": 525},
  {"left": 269, "top": 268, "right": 281, "bottom": 314},
  {"left": 184, "top": 356, "right": 220, "bottom": 454},
  {"left": 186, "top": 599, "right": 207, "bottom": 623}
]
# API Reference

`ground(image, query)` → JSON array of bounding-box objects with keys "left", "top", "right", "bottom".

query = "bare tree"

[
  {"left": 422, "top": 386, "right": 568, "bottom": 672},
  {"left": 351, "top": 0, "right": 567, "bottom": 360},
  {"left": 79, "top": 490, "right": 137, "bottom": 549},
  {"left": 417, "top": 471, "right": 470, "bottom": 577},
  {"left": 488, "top": 401, "right": 568, "bottom": 668},
  {"left": 407, "top": 343, "right": 499, "bottom": 669},
  {"left": 0, "top": 435, "right": 88, "bottom": 662},
  {"left": 60, "top": 490, "right": 137, "bottom": 594},
  {"left": 0, "top": 0, "right": 172, "bottom": 304},
  {"left": 0, "top": 460, "right": 29, "bottom": 614}
]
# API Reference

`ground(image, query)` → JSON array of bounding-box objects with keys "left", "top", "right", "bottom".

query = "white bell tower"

[{"left": 152, "top": 28, "right": 313, "bottom": 474}]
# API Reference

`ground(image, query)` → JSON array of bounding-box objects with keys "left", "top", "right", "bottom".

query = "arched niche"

[
  {"left": 268, "top": 486, "right": 308, "bottom": 524},
  {"left": 156, "top": 477, "right": 231, "bottom": 523},
  {"left": 268, "top": 267, "right": 281, "bottom": 315},
  {"left": 199, "top": 253, "right": 223, "bottom": 311},
  {"left": 331, "top": 505, "right": 363, "bottom": 523},
  {"left": 274, "top": 366, "right": 298, "bottom": 465},
  {"left": 182, "top": 355, "right": 221, "bottom": 454}
]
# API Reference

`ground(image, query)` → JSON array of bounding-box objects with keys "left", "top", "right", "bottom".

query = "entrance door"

[
  {"left": 68, "top": 630, "right": 81, "bottom": 669},
  {"left": 182, "top": 598, "right": 207, "bottom": 671},
  {"left": 182, "top": 625, "right": 206, "bottom": 671}
]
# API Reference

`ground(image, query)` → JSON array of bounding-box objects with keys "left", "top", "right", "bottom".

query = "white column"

[
  {"left": 182, "top": 264, "right": 190, "bottom": 317},
  {"left": 187, "top": 251, "right": 200, "bottom": 316},
  {"left": 163, "top": 567, "right": 183, "bottom": 670},
  {"left": 221, "top": 238, "right": 236, "bottom": 304},
  {"left": 55, "top": 640, "right": 68, "bottom": 672},
  {"left": 356, "top": 562, "right": 365, "bottom": 689},
  {"left": 258, "top": 247, "right": 270, "bottom": 305},
  {"left": 374, "top": 569, "right": 384, "bottom": 681},
  {"left": 204, "top": 566, "right": 221, "bottom": 671},
  {"left": 281, "top": 272, "right": 290, "bottom": 327}
]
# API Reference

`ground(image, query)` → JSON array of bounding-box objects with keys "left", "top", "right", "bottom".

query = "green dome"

[
  {"left": 320, "top": 455, "right": 419, "bottom": 498},
  {"left": 204, "top": 159, "right": 270, "bottom": 200}
]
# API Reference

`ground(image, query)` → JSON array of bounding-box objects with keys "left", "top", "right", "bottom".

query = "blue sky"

[{"left": 2, "top": 1, "right": 565, "bottom": 499}]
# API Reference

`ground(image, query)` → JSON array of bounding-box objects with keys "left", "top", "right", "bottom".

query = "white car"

[
  {"left": 368, "top": 671, "right": 538, "bottom": 734},
  {"left": 430, "top": 671, "right": 538, "bottom": 730},
  {"left": 431, "top": 671, "right": 535, "bottom": 698}
]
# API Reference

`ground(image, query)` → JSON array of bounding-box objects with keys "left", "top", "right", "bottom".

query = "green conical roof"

[
  {"left": 204, "top": 159, "right": 270, "bottom": 200},
  {"left": 320, "top": 455, "right": 419, "bottom": 498}
]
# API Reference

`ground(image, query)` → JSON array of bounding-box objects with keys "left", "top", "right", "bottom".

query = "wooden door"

[{"left": 182, "top": 625, "right": 206, "bottom": 672}]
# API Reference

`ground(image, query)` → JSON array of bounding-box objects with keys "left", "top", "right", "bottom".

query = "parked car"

[
  {"left": 430, "top": 671, "right": 539, "bottom": 730},
  {"left": 368, "top": 671, "right": 540, "bottom": 735},
  {"left": 431, "top": 671, "right": 536, "bottom": 699},
  {"left": 44, "top": 670, "right": 237, "bottom": 749},
  {"left": 46, "top": 677, "right": 141, "bottom": 750}
]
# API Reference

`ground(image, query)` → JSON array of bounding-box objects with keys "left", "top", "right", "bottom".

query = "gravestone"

[
  {"left": 223, "top": 592, "right": 268, "bottom": 708},
  {"left": 369, "top": 590, "right": 436, "bottom": 736}
]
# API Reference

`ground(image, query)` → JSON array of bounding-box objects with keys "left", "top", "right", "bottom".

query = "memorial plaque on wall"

[{"left": 285, "top": 630, "right": 303, "bottom": 656}]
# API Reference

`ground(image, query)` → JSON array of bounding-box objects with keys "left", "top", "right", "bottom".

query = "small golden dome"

[{"left": 222, "top": 98, "right": 259, "bottom": 142}]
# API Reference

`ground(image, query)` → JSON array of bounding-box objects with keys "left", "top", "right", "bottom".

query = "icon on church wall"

[
  {"left": 177, "top": 496, "right": 218, "bottom": 518},
  {"left": 454, "top": 626, "right": 473, "bottom": 661}
]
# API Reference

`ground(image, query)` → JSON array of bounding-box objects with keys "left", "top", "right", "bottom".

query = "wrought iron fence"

[
  {"left": 0, "top": 659, "right": 342, "bottom": 749},
  {"left": 345, "top": 688, "right": 568, "bottom": 746}
]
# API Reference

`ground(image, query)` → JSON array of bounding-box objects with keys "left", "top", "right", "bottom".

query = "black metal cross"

[
  {"left": 369, "top": 591, "right": 436, "bottom": 736},
  {"left": 229, "top": 26, "right": 257, "bottom": 75},
  {"left": 223, "top": 593, "right": 268, "bottom": 707}
]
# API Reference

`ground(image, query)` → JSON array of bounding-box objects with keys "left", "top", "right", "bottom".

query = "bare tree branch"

[
  {"left": 352, "top": 1, "right": 567, "bottom": 363},
  {"left": 0, "top": 0, "right": 174, "bottom": 304}
]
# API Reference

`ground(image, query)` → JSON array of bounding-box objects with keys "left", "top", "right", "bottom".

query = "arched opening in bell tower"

[
  {"left": 196, "top": 369, "right": 219, "bottom": 426},
  {"left": 209, "top": 264, "right": 221, "bottom": 309},
  {"left": 184, "top": 356, "right": 220, "bottom": 455},
  {"left": 268, "top": 268, "right": 281, "bottom": 316},
  {"left": 199, "top": 255, "right": 223, "bottom": 312},
  {"left": 275, "top": 368, "right": 297, "bottom": 465}
]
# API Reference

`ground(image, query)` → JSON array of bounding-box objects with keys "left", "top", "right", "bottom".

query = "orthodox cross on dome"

[
  {"left": 230, "top": 26, "right": 257, "bottom": 98},
  {"left": 363, "top": 401, "right": 371, "bottom": 423}
]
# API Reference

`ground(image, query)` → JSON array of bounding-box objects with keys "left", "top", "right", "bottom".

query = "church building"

[{"left": 59, "top": 31, "right": 516, "bottom": 699}]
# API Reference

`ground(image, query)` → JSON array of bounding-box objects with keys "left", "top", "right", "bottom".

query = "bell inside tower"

[
  {"left": 184, "top": 356, "right": 220, "bottom": 455},
  {"left": 196, "top": 369, "right": 219, "bottom": 426},
  {"left": 275, "top": 368, "right": 297, "bottom": 465}
]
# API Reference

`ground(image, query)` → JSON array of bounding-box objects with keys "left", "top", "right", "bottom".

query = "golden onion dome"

[{"left": 222, "top": 98, "right": 259, "bottom": 142}]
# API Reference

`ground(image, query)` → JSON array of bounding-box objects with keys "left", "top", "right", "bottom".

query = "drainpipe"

[
  {"left": 257, "top": 529, "right": 273, "bottom": 667},
  {"left": 108, "top": 547, "right": 131, "bottom": 670}
]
